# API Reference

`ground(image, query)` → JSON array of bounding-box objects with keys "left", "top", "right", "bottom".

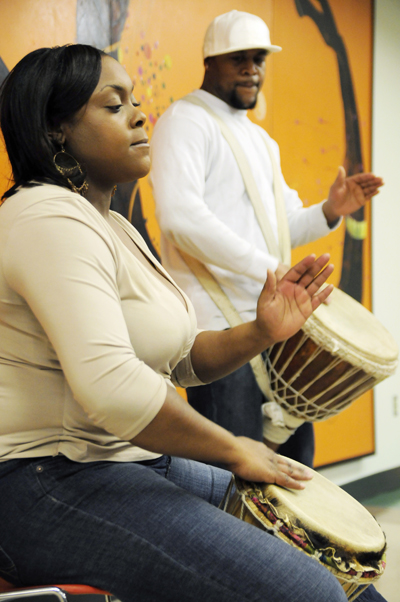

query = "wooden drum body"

[
  {"left": 265, "top": 287, "right": 398, "bottom": 421},
  {"left": 225, "top": 462, "right": 386, "bottom": 601}
]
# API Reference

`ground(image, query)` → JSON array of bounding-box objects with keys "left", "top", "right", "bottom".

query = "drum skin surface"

[
  {"left": 304, "top": 287, "right": 398, "bottom": 368},
  {"left": 247, "top": 465, "right": 384, "bottom": 554}
]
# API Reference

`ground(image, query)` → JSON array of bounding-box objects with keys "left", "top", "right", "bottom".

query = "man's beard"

[{"left": 228, "top": 87, "right": 258, "bottom": 110}]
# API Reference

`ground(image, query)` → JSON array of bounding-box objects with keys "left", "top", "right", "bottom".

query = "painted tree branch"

[{"left": 295, "top": 0, "right": 366, "bottom": 302}]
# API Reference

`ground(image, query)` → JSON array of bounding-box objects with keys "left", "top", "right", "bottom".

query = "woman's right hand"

[
  {"left": 132, "top": 388, "right": 312, "bottom": 489},
  {"left": 225, "top": 437, "right": 313, "bottom": 490}
]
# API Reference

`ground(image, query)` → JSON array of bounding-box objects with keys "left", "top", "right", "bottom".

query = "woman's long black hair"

[{"left": 0, "top": 44, "right": 105, "bottom": 199}]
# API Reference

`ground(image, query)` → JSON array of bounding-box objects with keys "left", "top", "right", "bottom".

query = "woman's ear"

[{"left": 48, "top": 125, "right": 66, "bottom": 147}]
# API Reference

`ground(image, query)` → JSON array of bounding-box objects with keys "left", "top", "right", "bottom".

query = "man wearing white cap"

[{"left": 150, "top": 10, "right": 383, "bottom": 466}]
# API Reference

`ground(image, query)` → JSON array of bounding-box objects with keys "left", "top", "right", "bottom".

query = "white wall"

[{"left": 319, "top": 0, "right": 400, "bottom": 486}]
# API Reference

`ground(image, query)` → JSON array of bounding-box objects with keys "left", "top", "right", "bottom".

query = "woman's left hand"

[{"left": 255, "top": 253, "right": 334, "bottom": 345}]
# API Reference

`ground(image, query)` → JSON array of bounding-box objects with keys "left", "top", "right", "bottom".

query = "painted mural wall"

[{"left": 0, "top": 0, "right": 375, "bottom": 467}]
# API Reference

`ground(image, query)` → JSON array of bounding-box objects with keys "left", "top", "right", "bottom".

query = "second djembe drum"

[{"left": 264, "top": 287, "right": 398, "bottom": 421}]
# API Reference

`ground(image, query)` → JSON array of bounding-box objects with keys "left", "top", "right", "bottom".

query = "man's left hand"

[{"left": 323, "top": 166, "right": 384, "bottom": 225}]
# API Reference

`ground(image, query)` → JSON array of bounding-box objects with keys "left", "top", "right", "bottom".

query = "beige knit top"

[{"left": 0, "top": 184, "right": 201, "bottom": 463}]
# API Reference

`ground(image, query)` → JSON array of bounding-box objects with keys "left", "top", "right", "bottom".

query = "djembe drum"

[
  {"left": 264, "top": 287, "right": 398, "bottom": 422},
  {"left": 223, "top": 462, "right": 386, "bottom": 601}
]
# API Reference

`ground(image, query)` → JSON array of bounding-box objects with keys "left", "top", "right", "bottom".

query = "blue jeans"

[
  {"left": 187, "top": 361, "right": 315, "bottom": 467},
  {"left": 0, "top": 455, "right": 384, "bottom": 602}
]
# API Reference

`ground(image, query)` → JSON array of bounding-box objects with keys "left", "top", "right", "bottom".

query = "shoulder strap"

[
  {"left": 183, "top": 94, "right": 291, "bottom": 265},
  {"left": 260, "top": 131, "right": 292, "bottom": 267}
]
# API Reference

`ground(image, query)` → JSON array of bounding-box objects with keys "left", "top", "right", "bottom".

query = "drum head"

[
  {"left": 249, "top": 458, "right": 385, "bottom": 555},
  {"left": 304, "top": 287, "right": 398, "bottom": 375}
]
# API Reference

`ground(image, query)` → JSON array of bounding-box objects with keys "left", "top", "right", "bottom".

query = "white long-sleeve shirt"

[{"left": 150, "top": 90, "right": 337, "bottom": 330}]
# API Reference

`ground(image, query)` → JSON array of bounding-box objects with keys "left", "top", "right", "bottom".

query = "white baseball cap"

[{"left": 203, "top": 10, "right": 282, "bottom": 59}]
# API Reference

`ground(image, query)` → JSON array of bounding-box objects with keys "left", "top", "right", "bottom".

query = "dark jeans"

[
  {"left": 0, "top": 454, "right": 382, "bottom": 602},
  {"left": 187, "top": 361, "right": 315, "bottom": 467}
]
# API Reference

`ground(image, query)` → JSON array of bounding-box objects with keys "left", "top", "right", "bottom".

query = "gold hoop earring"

[
  {"left": 112, "top": 185, "right": 117, "bottom": 197},
  {"left": 53, "top": 145, "right": 89, "bottom": 196}
]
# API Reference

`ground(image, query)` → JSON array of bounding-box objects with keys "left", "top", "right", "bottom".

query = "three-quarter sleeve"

[{"left": 3, "top": 198, "right": 167, "bottom": 441}]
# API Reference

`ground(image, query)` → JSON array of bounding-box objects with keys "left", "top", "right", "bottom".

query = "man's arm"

[{"left": 263, "top": 134, "right": 383, "bottom": 242}]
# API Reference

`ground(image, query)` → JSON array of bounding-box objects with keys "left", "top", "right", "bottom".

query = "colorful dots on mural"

[
  {"left": 125, "top": 34, "right": 173, "bottom": 135},
  {"left": 143, "top": 43, "right": 152, "bottom": 59}
]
